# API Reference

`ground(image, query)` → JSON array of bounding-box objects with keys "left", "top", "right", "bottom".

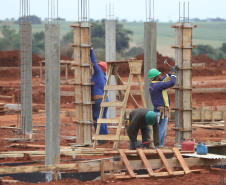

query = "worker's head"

[
  {"left": 148, "top": 69, "right": 161, "bottom": 80},
  {"left": 145, "top": 111, "right": 156, "bottom": 125},
  {"left": 98, "top": 62, "right": 107, "bottom": 75}
]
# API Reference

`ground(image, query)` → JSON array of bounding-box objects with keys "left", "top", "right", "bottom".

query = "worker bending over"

[{"left": 126, "top": 108, "right": 160, "bottom": 150}]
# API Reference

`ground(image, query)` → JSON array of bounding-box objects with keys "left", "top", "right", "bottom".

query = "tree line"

[{"left": 0, "top": 20, "right": 226, "bottom": 61}]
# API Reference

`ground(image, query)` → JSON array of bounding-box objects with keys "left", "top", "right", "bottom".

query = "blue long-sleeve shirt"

[
  {"left": 149, "top": 74, "right": 176, "bottom": 112},
  {"left": 90, "top": 49, "right": 106, "bottom": 97}
]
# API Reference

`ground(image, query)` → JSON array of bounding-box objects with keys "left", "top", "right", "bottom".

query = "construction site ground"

[{"left": 0, "top": 50, "right": 226, "bottom": 184}]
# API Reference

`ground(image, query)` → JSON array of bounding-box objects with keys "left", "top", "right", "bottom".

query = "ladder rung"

[
  {"left": 97, "top": 118, "right": 120, "bottom": 124},
  {"left": 104, "top": 85, "right": 127, "bottom": 91},
  {"left": 118, "top": 149, "right": 136, "bottom": 178},
  {"left": 101, "top": 102, "right": 123, "bottom": 107},
  {"left": 92, "top": 134, "right": 142, "bottom": 141}
]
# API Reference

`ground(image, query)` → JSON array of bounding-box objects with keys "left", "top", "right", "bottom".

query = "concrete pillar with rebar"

[
  {"left": 105, "top": 19, "right": 116, "bottom": 118},
  {"left": 45, "top": 24, "right": 60, "bottom": 166},
  {"left": 144, "top": 22, "right": 157, "bottom": 109},
  {"left": 20, "top": 21, "right": 33, "bottom": 135},
  {"left": 172, "top": 22, "right": 196, "bottom": 145}
]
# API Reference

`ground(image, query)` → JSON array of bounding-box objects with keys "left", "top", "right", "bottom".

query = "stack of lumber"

[{"left": 0, "top": 103, "right": 6, "bottom": 116}]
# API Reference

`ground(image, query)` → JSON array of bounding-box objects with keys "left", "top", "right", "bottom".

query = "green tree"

[
  {"left": 192, "top": 44, "right": 226, "bottom": 60},
  {"left": 15, "top": 15, "right": 42, "bottom": 24},
  {"left": 0, "top": 25, "right": 19, "bottom": 50},
  {"left": 61, "top": 19, "right": 133, "bottom": 53},
  {"left": 32, "top": 31, "right": 45, "bottom": 56},
  {"left": 220, "top": 43, "right": 226, "bottom": 53},
  {"left": 116, "top": 22, "right": 133, "bottom": 52},
  {"left": 125, "top": 47, "right": 144, "bottom": 58}
]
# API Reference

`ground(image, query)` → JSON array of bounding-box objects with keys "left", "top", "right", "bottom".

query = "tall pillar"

[
  {"left": 20, "top": 21, "right": 33, "bottom": 135},
  {"left": 172, "top": 22, "right": 196, "bottom": 145},
  {"left": 105, "top": 20, "right": 116, "bottom": 118},
  {"left": 144, "top": 22, "right": 157, "bottom": 109},
  {"left": 71, "top": 22, "right": 92, "bottom": 145},
  {"left": 45, "top": 24, "right": 60, "bottom": 168}
]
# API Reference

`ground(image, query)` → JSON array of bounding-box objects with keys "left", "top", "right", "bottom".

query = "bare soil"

[{"left": 0, "top": 50, "right": 226, "bottom": 185}]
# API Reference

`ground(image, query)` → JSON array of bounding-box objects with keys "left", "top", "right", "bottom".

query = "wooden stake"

[
  {"left": 100, "top": 159, "right": 105, "bottom": 181},
  {"left": 54, "top": 155, "right": 58, "bottom": 181}
]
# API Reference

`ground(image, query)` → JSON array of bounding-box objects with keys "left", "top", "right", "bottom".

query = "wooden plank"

[
  {"left": 60, "top": 91, "right": 75, "bottom": 96},
  {"left": 156, "top": 149, "right": 174, "bottom": 176},
  {"left": 7, "top": 144, "right": 69, "bottom": 149},
  {"left": 192, "top": 124, "right": 224, "bottom": 130},
  {"left": 0, "top": 157, "right": 208, "bottom": 175},
  {"left": 103, "top": 149, "right": 194, "bottom": 156},
  {"left": 137, "top": 149, "right": 155, "bottom": 176},
  {"left": 100, "top": 159, "right": 105, "bottom": 181},
  {"left": 0, "top": 164, "right": 78, "bottom": 174},
  {"left": 93, "top": 134, "right": 142, "bottom": 141},
  {"left": 137, "top": 74, "right": 147, "bottom": 108},
  {"left": 118, "top": 149, "right": 136, "bottom": 178},
  {"left": 97, "top": 118, "right": 119, "bottom": 124},
  {"left": 54, "top": 155, "right": 59, "bottom": 181},
  {"left": 104, "top": 85, "right": 127, "bottom": 91},
  {"left": 172, "top": 148, "right": 191, "bottom": 174},
  {"left": 0, "top": 95, "right": 12, "bottom": 98},
  {"left": 224, "top": 113, "right": 226, "bottom": 139},
  {"left": 131, "top": 87, "right": 226, "bottom": 95},
  {"left": 101, "top": 102, "right": 123, "bottom": 107}
]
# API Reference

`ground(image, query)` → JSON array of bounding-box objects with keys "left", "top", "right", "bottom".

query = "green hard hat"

[
  {"left": 145, "top": 111, "right": 156, "bottom": 126},
  {"left": 148, "top": 69, "right": 161, "bottom": 79}
]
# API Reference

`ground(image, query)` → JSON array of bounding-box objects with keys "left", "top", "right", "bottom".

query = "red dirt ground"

[{"left": 0, "top": 50, "right": 226, "bottom": 185}]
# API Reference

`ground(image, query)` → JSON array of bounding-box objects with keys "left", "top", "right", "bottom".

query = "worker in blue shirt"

[
  {"left": 148, "top": 66, "right": 178, "bottom": 147},
  {"left": 90, "top": 48, "right": 109, "bottom": 144}
]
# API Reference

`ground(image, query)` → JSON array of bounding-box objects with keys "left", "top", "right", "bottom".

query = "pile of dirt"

[
  {"left": 0, "top": 50, "right": 72, "bottom": 67},
  {"left": 0, "top": 50, "right": 43, "bottom": 67}
]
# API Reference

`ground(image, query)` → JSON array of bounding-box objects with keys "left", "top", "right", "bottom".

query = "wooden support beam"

[
  {"left": 118, "top": 149, "right": 136, "bottom": 178},
  {"left": 137, "top": 149, "right": 155, "bottom": 176},
  {"left": 156, "top": 149, "right": 173, "bottom": 176},
  {"left": 172, "top": 148, "right": 191, "bottom": 174},
  {"left": 103, "top": 149, "right": 193, "bottom": 155},
  {"left": 0, "top": 163, "right": 78, "bottom": 175},
  {"left": 0, "top": 157, "right": 224, "bottom": 175},
  {"left": 100, "top": 159, "right": 105, "bottom": 181}
]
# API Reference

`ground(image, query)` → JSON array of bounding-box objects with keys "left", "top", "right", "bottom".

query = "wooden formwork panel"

[{"left": 72, "top": 22, "right": 92, "bottom": 145}]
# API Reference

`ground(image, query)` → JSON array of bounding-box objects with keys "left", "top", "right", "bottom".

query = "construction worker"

[
  {"left": 126, "top": 108, "right": 160, "bottom": 150},
  {"left": 148, "top": 66, "right": 178, "bottom": 147},
  {"left": 90, "top": 48, "right": 108, "bottom": 144}
]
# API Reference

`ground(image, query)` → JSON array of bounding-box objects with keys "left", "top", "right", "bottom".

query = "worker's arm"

[
  {"left": 159, "top": 74, "right": 176, "bottom": 90},
  {"left": 90, "top": 49, "right": 101, "bottom": 74}
]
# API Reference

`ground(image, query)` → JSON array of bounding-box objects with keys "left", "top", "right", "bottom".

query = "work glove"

[
  {"left": 175, "top": 65, "right": 179, "bottom": 72},
  {"left": 134, "top": 141, "right": 143, "bottom": 148},
  {"left": 170, "top": 65, "right": 179, "bottom": 73}
]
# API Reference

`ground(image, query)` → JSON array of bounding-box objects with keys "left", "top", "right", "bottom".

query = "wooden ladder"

[
  {"left": 113, "top": 148, "right": 198, "bottom": 179},
  {"left": 92, "top": 59, "right": 147, "bottom": 150}
]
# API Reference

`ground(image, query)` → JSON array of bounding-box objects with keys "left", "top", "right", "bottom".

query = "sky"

[{"left": 0, "top": 0, "right": 226, "bottom": 22}]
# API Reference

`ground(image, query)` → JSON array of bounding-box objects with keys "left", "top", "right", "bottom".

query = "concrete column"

[
  {"left": 144, "top": 22, "right": 157, "bottom": 109},
  {"left": 45, "top": 24, "right": 60, "bottom": 168},
  {"left": 105, "top": 20, "right": 116, "bottom": 118},
  {"left": 20, "top": 21, "right": 33, "bottom": 135}
]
